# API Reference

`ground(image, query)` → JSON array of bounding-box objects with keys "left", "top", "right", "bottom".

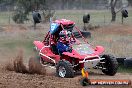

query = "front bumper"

[{"left": 79, "top": 55, "right": 105, "bottom": 69}]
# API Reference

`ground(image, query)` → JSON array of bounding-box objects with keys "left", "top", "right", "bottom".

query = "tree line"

[{"left": 0, "top": 0, "right": 131, "bottom": 23}]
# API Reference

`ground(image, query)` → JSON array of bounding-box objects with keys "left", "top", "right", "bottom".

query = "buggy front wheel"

[{"left": 56, "top": 60, "right": 74, "bottom": 78}]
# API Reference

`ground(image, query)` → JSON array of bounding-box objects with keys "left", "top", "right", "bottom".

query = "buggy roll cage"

[{"left": 43, "top": 23, "right": 88, "bottom": 47}]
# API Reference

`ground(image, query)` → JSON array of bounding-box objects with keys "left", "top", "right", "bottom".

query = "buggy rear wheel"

[
  {"left": 101, "top": 54, "right": 118, "bottom": 76},
  {"left": 56, "top": 60, "right": 74, "bottom": 78}
]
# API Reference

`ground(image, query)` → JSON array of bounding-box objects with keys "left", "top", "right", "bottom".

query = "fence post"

[{"left": 8, "top": 7, "right": 10, "bottom": 24}]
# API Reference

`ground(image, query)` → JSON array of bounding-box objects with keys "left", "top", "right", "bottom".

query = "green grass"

[
  {"left": 118, "top": 64, "right": 132, "bottom": 73},
  {"left": 55, "top": 10, "right": 132, "bottom": 26},
  {"left": 0, "top": 29, "right": 45, "bottom": 61},
  {"left": 1, "top": 40, "right": 33, "bottom": 50},
  {"left": 0, "top": 12, "right": 12, "bottom": 25}
]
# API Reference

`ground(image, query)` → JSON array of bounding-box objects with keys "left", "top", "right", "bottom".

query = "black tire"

[
  {"left": 32, "top": 11, "right": 41, "bottom": 24},
  {"left": 73, "top": 31, "right": 91, "bottom": 38},
  {"left": 101, "top": 54, "right": 118, "bottom": 76},
  {"left": 80, "top": 77, "right": 91, "bottom": 86},
  {"left": 83, "top": 14, "right": 90, "bottom": 23},
  {"left": 124, "top": 58, "right": 132, "bottom": 67},
  {"left": 121, "top": 9, "right": 128, "bottom": 18},
  {"left": 56, "top": 60, "right": 74, "bottom": 78},
  {"left": 116, "top": 57, "right": 126, "bottom": 64}
]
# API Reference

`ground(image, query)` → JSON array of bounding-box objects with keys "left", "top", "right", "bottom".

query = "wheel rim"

[{"left": 58, "top": 66, "right": 66, "bottom": 77}]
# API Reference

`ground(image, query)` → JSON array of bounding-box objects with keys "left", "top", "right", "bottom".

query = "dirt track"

[
  {"left": 0, "top": 24, "right": 132, "bottom": 88},
  {"left": 0, "top": 64, "right": 132, "bottom": 88}
]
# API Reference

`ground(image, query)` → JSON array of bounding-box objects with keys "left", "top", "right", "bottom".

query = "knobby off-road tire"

[
  {"left": 101, "top": 54, "right": 118, "bottom": 76},
  {"left": 56, "top": 60, "right": 74, "bottom": 78}
]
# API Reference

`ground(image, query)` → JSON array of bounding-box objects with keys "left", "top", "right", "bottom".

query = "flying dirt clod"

[{"left": 5, "top": 50, "right": 46, "bottom": 75}]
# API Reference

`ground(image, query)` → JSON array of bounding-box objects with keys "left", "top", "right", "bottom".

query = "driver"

[{"left": 57, "top": 30, "right": 72, "bottom": 55}]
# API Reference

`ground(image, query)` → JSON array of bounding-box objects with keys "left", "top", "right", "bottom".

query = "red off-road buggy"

[{"left": 33, "top": 19, "right": 118, "bottom": 78}]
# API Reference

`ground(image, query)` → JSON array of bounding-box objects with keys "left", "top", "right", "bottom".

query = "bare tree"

[
  {"left": 110, "top": 0, "right": 129, "bottom": 22},
  {"left": 110, "top": 0, "right": 118, "bottom": 22},
  {"left": 127, "top": 0, "right": 132, "bottom": 6}
]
